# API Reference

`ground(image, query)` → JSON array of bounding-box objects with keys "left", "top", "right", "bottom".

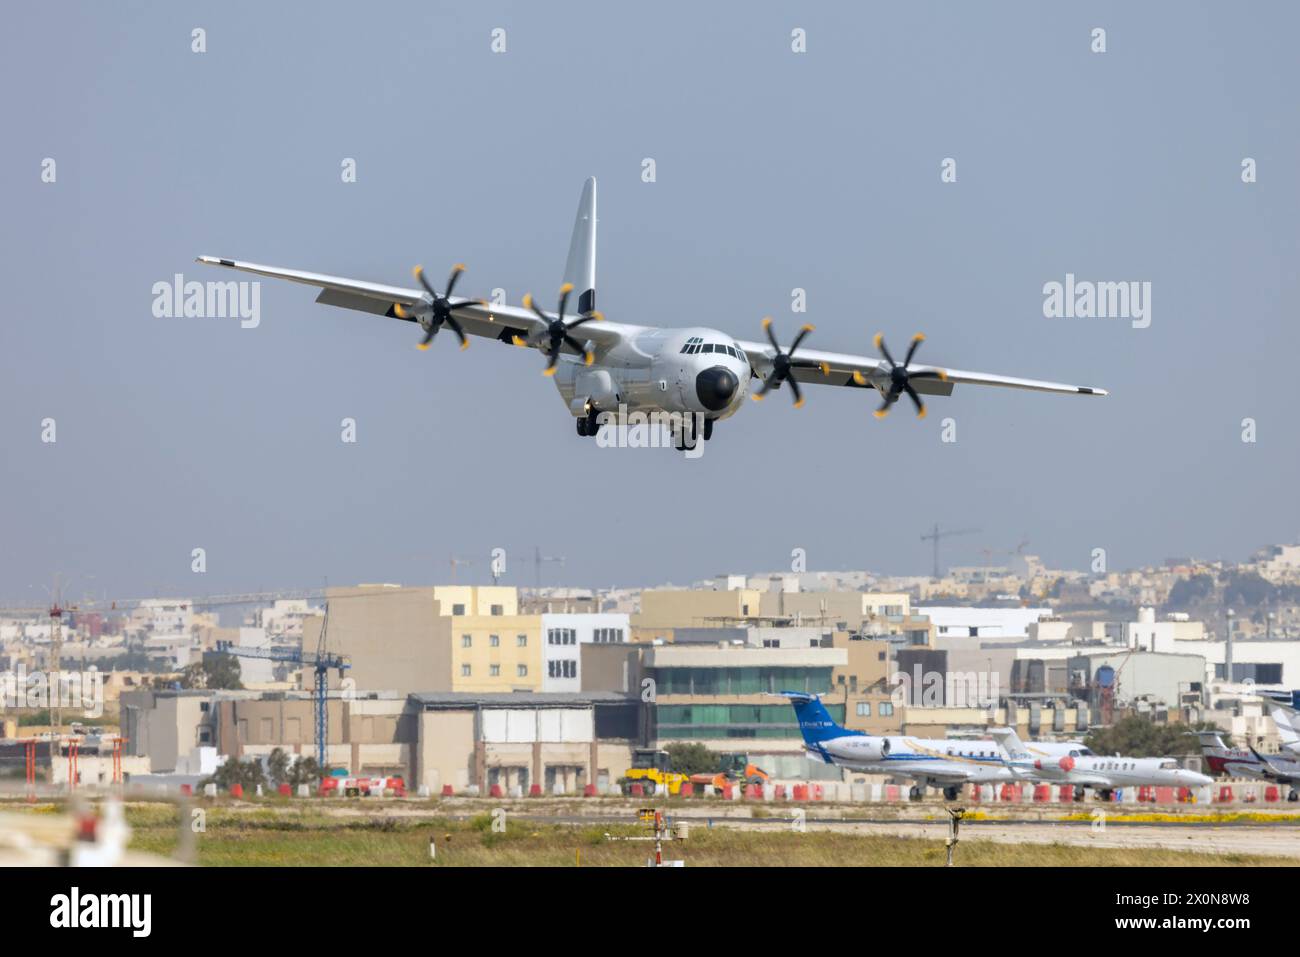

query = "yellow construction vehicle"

[
  {"left": 689, "top": 751, "right": 770, "bottom": 790},
  {"left": 623, "top": 748, "right": 689, "bottom": 795}
]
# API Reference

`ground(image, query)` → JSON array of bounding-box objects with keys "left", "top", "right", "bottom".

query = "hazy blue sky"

[{"left": 3, "top": 1, "right": 1297, "bottom": 602}]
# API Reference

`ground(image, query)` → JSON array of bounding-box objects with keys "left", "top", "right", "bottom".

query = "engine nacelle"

[{"left": 856, "top": 736, "right": 891, "bottom": 762}]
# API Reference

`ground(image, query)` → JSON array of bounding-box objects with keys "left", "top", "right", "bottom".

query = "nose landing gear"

[{"left": 576, "top": 407, "right": 601, "bottom": 437}]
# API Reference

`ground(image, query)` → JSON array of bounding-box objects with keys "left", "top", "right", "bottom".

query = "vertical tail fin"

[
  {"left": 563, "top": 177, "right": 597, "bottom": 315},
  {"left": 1269, "top": 706, "right": 1300, "bottom": 746},
  {"left": 774, "top": 691, "right": 852, "bottom": 744},
  {"left": 989, "top": 727, "right": 1029, "bottom": 760},
  {"left": 1191, "top": 730, "right": 1230, "bottom": 753}
]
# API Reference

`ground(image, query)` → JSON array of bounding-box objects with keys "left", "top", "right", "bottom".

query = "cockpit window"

[{"left": 681, "top": 338, "right": 744, "bottom": 359}]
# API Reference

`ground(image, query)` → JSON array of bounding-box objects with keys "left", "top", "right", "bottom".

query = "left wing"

[
  {"left": 735, "top": 337, "right": 1108, "bottom": 403},
  {"left": 195, "top": 256, "right": 631, "bottom": 353}
]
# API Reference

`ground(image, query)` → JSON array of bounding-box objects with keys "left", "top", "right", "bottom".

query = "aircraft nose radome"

[{"left": 696, "top": 365, "right": 738, "bottom": 411}]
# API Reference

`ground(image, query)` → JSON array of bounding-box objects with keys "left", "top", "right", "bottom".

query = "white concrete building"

[
  {"left": 253, "top": 599, "right": 319, "bottom": 640},
  {"left": 133, "top": 599, "right": 193, "bottom": 637},
  {"left": 234, "top": 626, "right": 275, "bottom": 685},
  {"left": 1124, "top": 607, "right": 1206, "bottom": 651},
  {"left": 540, "top": 613, "right": 630, "bottom": 692},
  {"left": 919, "top": 606, "right": 1053, "bottom": 642}
]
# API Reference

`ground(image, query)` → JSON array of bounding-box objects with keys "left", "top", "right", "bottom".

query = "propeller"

[
  {"left": 871, "top": 332, "right": 947, "bottom": 419},
  {"left": 393, "top": 263, "right": 477, "bottom": 350},
  {"left": 518, "top": 283, "right": 603, "bottom": 376},
  {"left": 751, "top": 317, "right": 815, "bottom": 408}
]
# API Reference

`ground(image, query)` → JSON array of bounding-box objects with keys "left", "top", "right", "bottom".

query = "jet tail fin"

[
  {"left": 988, "top": 726, "right": 1029, "bottom": 759},
  {"left": 1190, "top": 729, "right": 1230, "bottom": 752},
  {"left": 770, "top": 691, "right": 853, "bottom": 745},
  {"left": 1269, "top": 706, "right": 1300, "bottom": 746},
  {"left": 563, "top": 177, "right": 597, "bottom": 315}
]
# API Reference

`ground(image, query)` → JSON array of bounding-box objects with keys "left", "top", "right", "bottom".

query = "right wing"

[{"left": 195, "top": 256, "right": 631, "bottom": 353}]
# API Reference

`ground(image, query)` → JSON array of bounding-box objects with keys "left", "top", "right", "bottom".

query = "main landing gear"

[{"left": 942, "top": 785, "right": 960, "bottom": 801}]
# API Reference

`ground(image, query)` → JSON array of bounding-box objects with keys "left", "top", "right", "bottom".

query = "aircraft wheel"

[
  {"left": 585, "top": 408, "right": 600, "bottom": 436},
  {"left": 1099, "top": 788, "right": 1114, "bottom": 802},
  {"left": 908, "top": 785, "right": 923, "bottom": 801},
  {"left": 943, "top": 785, "right": 959, "bottom": 801},
  {"left": 1289, "top": 789, "right": 1299, "bottom": 803},
  {"left": 576, "top": 417, "right": 588, "bottom": 437},
  {"left": 703, "top": 417, "right": 714, "bottom": 441},
  {"left": 1073, "top": 786, "right": 1086, "bottom": 802}
]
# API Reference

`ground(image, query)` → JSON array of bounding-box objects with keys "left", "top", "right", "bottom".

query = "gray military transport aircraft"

[{"left": 199, "top": 177, "right": 1106, "bottom": 449}]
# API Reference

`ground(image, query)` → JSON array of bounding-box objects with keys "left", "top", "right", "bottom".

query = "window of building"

[
  {"left": 516, "top": 634, "right": 527, "bottom": 647},
  {"left": 856, "top": 702, "right": 872, "bottom": 717},
  {"left": 879, "top": 702, "right": 894, "bottom": 717},
  {"left": 563, "top": 660, "right": 576, "bottom": 678},
  {"left": 461, "top": 664, "right": 471, "bottom": 677},
  {"left": 461, "top": 634, "right": 472, "bottom": 648},
  {"left": 489, "top": 664, "right": 500, "bottom": 677},
  {"left": 452, "top": 603, "right": 465, "bottom": 615},
  {"left": 490, "top": 604, "right": 503, "bottom": 616},
  {"left": 517, "top": 664, "right": 528, "bottom": 677},
  {"left": 489, "top": 634, "right": 500, "bottom": 647},
  {"left": 199, "top": 702, "right": 210, "bottom": 712}
]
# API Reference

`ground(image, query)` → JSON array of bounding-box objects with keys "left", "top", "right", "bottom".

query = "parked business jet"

[
  {"left": 991, "top": 728, "right": 1212, "bottom": 800},
  {"left": 199, "top": 177, "right": 1106, "bottom": 448},
  {"left": 1193, "top": 730, "right": 1272, "bottom": 779},
  {"left": 1191, "top": 729, "right": 1300, "bottom": 799},
  {"left": 774, "top": 692, "right": 1081, "bottom": 800}
]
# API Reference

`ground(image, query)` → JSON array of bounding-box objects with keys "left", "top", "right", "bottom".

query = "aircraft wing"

[
  {"left": 734, "top": 339, "right": 1108, "bottom": 404},
  {"left": 195, "top": 257, "right": 629, "bottom": 353}
]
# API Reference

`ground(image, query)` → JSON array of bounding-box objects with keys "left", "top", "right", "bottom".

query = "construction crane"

[
  {"left": 529, "top": 546, "right": 566, "bottom": 587},
  {"left": 448, "top": 556, "right": 474, "bottom": 583},
  {"left": 216, "top": 607, "right": 349, "bottom": 769},
  {"left": 920, "top": 524, "right": 981, "bottom": 580}
]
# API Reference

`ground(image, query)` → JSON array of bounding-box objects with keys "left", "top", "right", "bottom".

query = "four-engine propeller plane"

[{"left": 199, "top": 177, "right": 1107, "bottom": 446}]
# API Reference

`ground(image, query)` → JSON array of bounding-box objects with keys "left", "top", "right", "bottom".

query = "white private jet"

[
  {"left": 775, "top": 691, "right": 1082, "bottom": 800},
  {"left": 992, "top": 728, "right": 1212, "bottom": 800},
  {"left": 198, "top": 177, "right": 1107, "bottom": 448}
]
